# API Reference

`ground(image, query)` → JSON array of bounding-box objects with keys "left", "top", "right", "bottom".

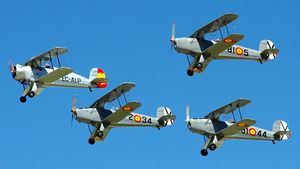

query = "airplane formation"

[{"left": 9, "top": 13, "right": 290, "bottom": 156}]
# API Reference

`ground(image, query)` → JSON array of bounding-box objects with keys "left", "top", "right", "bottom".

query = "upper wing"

[
  {"left": 217, "top": 119, "right": 256, "bottom": 136},
  {"left": 205, "top": 98, "right": 251, "bottom": 120},
  {"left": 90, "top": 82, "right": 135, "bottom": 108},
  {"left": 190, "top": 14, "right": 238, "bottom": 39},
  {"left": 36, "top": 67, "right": 73, "bottom": 84},
  {"left": 203, "top": 34, "right": 244, "bottom": 57},
  {"left": 24, "top": 47, "right": 68, "bottom": 68},
  {"left": 103, "top": 102, "right": 141, "bottom": 123}
]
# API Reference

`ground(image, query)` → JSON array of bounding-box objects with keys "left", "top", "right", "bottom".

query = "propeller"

[
  {"left": 71, "top": 94, "right": 77, "bottom": 126},
  {"left": 186, "top": 105, "right": 191, "bottom": 129},
  {"left": 8, "top": 60, "right": 16, "bottom": 78},
  {"left": 170, "top": 23, "right": 176, "bottom": 49}
]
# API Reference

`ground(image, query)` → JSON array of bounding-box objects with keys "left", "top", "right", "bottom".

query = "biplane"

[
  {"left": 186, "top": 98, "right": 291, "bottom": 156},
  {"left": 71, "top": 82, "right": 176, "bottom": 145},
  {"left": 170, "top": 13, "right": 280, "bottom": 76},
  {"left": 9, "top": 47, "right": 107, "bottom": 103}
]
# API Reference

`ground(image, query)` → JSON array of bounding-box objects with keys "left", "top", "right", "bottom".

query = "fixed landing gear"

[
  {"left": 88, "top": 138, "right": 95, "bottom": 145},
  {"left": 19, "top": 91, "right": 35, "bottom": 103},
  {"left": 97, "top": 131, "right": 103, "bottom": 138},
  {"left": 195, "top": 62, "right": 202, "bottom": 69},
  {"left": 187, "top": 70, "right": 194, "bottom": 76},
  {"left": 208, "top": 144, "right": 217, "bottom": 151},
  {"left": 200, "top": 149, "right": 208, "bottom": 156},
  {"left": 20, "top": 96, "right": 27, "bottom": 103},
  {"left": 28, "top": 91, "right": 35, "bottom": 98}
]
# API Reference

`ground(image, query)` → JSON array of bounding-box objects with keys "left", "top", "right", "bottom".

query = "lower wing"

[{"left": 36, "top": 67, "right": 73, "bottom": 84}]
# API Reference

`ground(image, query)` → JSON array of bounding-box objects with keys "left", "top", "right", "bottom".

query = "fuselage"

[
  {"left": 13, "top": 65, "right": 92, "bottom": 88},
  {"left": 75, "top": 108, "right": 159, "bottom": 128},
  {"left": 188, "top": 118, "right": 275, "bottom": 141},
  {"left": 174, "top": 37, "right": 260, "bottom": 61}
]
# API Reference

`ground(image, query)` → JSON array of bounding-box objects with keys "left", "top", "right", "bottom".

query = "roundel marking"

[
  {"left": 235, "top": 47, "right": 243, "bottom": 55},
  {"left": 237, "top": 122, "right": 246, "bottom": 127},
  {"left": 249, "top": 128, "right": 256, "bottom": 136},
  {"left": 123, "top": 106, "right": 133, "bottom": 111},
  {"left": 133, "top": 115, "right": 142, "bottom": 123},
  {"left": 223, "top": 38, "right": 235, "bottom": 44}
]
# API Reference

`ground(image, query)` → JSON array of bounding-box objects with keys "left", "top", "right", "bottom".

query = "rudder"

[{"left": 89, "top": 68, "right": 107, "bottom": 88}]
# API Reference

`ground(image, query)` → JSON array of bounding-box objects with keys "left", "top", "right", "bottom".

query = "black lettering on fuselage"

[{"left": 61, "top": 76, "right": 82, "bottom": 83}]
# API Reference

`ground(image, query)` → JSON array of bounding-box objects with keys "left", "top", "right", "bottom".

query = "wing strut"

[
  {"left": 230, "top": 104, "right": 236, "bottom": 123},
  {"left": 238, "top": 105, "right": 243, "bottom": 120},
  {"left": 117, "top": 97, "right": 122, "bottom": 107},
  {"left": 217, "top": 21, "right": 224, "bottom": 39},
  {"left": 122, "top": 90, "right": 128, "bottom": 103},
  {"left": 56, "top": 52, "right": 61, "bottom": 67},
  {"left": 225, "top": 24, "right": 230, "bottom": 36},
  {"left": 48, "top": 52, "right": 54, "bottom": 69}
]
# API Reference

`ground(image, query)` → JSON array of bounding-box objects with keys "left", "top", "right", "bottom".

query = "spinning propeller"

[
  {"left": 71, "top": 95, "right": 77, "bottom": 126},
  {"left": 170, "top": 23, "right": 176, "bottom": 49},
  {"left": 8, "top": 60, "right": 16, "bottom": 78},
  {"left": 186, "top": 105, "right": 191, "bottom": 129}
]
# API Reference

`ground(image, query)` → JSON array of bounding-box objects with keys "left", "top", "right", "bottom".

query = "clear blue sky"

[{"left": 1, "top": 0, "right": 299, "bottom": 168}]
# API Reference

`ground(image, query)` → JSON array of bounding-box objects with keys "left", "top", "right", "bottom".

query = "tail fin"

[
  {"left": 272, "top": 120, "right": 291, "bottom": 140},
  {"left": 157, "top": 107, "right": 176, "bottom": 127},
  {"left": 89, "top": 68, "right": 107, "bottom": 88},
  {"left": 259, "top": 40, "right": 279, "bottom": 61}
]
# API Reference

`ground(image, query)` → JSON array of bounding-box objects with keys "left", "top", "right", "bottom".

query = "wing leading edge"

[
  {"left": 204, "top": 98, "right": 251, "bottom": 120},
  {"left": 190, "top": 14, "right": 238, "bottom": 39}
]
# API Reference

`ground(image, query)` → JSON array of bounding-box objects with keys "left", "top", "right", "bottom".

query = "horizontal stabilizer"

[
  {"left": 260, "top": 48, "right": 279, "bottom": 61},
  {"left": 103, "top": 102, "right": 141, "bottom": 123},
  {"left": 37, "top": 67, "right": 73, "bottom": 84},
  {"left": 217, "top": 119, "right": 256, "bottom": 136},
  {"left": 90, "top": 77, "right": 108, "bottom": 84},
  {"left": 158, "top": 114, "right": 176, "bottom": 122}
]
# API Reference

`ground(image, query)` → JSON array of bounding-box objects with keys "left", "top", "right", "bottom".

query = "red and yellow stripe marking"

[{"left": 96, "top": 68, "right": 107, "bottom": 88}]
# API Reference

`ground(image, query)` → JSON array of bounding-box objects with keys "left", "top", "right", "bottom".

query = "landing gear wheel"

[
  {"left": 208, "top": 144, "right": 217, "bottom": 151},
  {"left": 196, "top": 62, "right": 203, "bottom": 69},
  {"left": 20, "top": 96, "right": 26, "bottom": 103},
  {"left": 187, "top": 70, "right": 194, "bottom": 76},
  {"left": 28, "top": 91, "right": 35, "bottom": 98},
  {"left": 97, "top": 131, "right": 103, "bottom": 138},
  {"left": 88, "top": 138, "right": 95, "bottom": 145},
  {"left": 200, "top": 149, "right": 208, "bottom": 156}
]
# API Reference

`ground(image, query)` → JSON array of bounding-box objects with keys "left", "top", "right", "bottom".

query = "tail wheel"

[
  {"left": 208, "top": 144, "right": 217, "bottom": 151},
  {"left": 88, "top": 138, "right": 95, "bottom": 145},
  {"left": 200, "top": 149, "right": 208, "bottom": 156},
  {"left": 28, "top": 91, "right": 35, "bottom": 98},
  {"left": 187, "top": 70, "right": 194, "bottom": 76},
  {"left": 20, "top": 96, "right": 26, "bottom": 103}
]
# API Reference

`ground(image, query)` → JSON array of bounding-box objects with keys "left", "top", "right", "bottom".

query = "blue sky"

[{"left": 1, "top": 0, "right": 299, "bottom": 168}]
